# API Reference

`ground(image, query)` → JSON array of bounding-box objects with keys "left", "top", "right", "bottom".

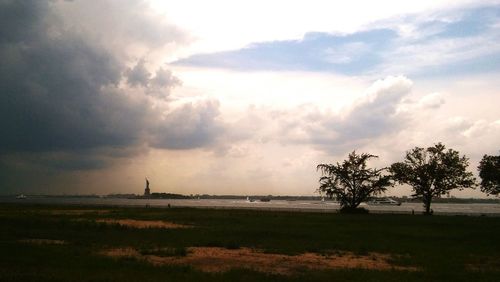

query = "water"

[{"left": 2, "top": 197, "right": 499, "bottom": 216}]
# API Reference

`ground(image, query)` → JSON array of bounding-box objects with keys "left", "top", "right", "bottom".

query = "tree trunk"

[
  {"left": 350, "top": 198, "right": 357, "bottom": 208},
  {"left": 423, "top": 194, "right": 432, "bottom": 215}
]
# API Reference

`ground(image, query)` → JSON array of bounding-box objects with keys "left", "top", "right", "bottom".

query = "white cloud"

[
  {"left": 150, "top": 0, "right": 489, "bottom": 56},
  {"left": 210, "top": 76, "right": 414, "bottom": 155},
  {"left": 125, "top": 59, "right": 151, "bottom": 87},
  {"left": 150, "top": 99, "right": 225, "bottom": 150},
  {"left": 376, "top": 34, "right": 500, "bottom": 75},
  {"left": 125, "top": 59, "right": 182, "bottom": 98},
  {"left": 418, "top": 92, "right": 445, "bottom": 109},
  {"left": 461, "top": 119, "right": 500, "bottom": 138},
  {"left": 171, "top": 66, "right": 368, "bottom": 112}
]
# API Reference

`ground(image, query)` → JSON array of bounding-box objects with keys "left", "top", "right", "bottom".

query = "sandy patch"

[
  {"left": 95, "top": 219, "right": 190, "bottom": 229},
  {"left": 102, "top": 247, "right": 417, "bottom": 274},
  {"left": 19, "top": 239, "right": 67, "bottom": 245}
]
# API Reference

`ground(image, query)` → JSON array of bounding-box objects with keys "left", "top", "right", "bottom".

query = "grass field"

[{"left": 0, "top": 203, "right": 499, "bottom": 281}]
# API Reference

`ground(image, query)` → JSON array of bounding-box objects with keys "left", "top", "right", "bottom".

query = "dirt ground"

[
  {"left": 95, "top": 219, "right": 190, "bottom": 229},
  {"left": 102, "top": 247, "right": 418, "bottom": 274}
]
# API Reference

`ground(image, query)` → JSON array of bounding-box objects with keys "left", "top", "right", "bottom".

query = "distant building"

[{"left": 144, "top": 178, "right": 151, "bottom": 196}]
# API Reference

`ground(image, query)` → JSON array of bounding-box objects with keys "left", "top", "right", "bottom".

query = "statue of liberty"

[{"left": 144, "top": 177, "right": 151, "bottom": 196}]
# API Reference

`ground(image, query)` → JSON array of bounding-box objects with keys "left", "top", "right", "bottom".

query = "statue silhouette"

[{"left": 144, "top": 177, "right": 151, "bottom": 196}]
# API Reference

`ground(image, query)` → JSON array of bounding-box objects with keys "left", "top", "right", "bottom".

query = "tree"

[
  {"left": 478, "top": 154, "right": 500, "bottom": 196},
  {"left": 317, "top": 151, "right": 392, "bottom": 211},
  {"left": 390, "top": 143, "right": 475, "bottom": 214}
]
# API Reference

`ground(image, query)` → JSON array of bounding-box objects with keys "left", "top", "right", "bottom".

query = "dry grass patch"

[
  {"left": 102, "top": 247, "right": 418, "bottom": 274},
  {"left": 48, "top": 209, "right": 111, "bottom": 215},
  {"left": 19, "top": 239, "right": 67, "bottom": 245},
  {"left": 466, "top": 256, "right": 500, "bottom": 272},
  {"left": 95, "top": 219, "right": 190, "bottom": 229}
]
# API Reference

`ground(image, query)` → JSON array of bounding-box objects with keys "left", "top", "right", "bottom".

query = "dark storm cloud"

[
  {"left": 0, "top": 0, "right": 143, "bottom": 153},
  {"left": 0, "top": 0, "right": 47, "bottom": 43},
  {"left": 1, "top": 152, "right": 108, "bottom": 172},
  {"left": 0, "top": 0, "right": 229, "bottom": 194},
  {"left": 0, "top": 0, "right": 219, "bottom": 163}
]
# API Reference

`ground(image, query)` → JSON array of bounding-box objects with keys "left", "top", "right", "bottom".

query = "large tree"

[
  {"left": 317, "top": 151, "right": 392, "bottom": 211},
  {"left": 478, "top": 154, "right": 500, "bottom": 196},
  {"left": 390, "top": 143, "right": 475, "bottom": 214}
]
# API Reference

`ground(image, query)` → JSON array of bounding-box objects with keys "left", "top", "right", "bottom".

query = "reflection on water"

[{"left": 1, "top": 197, "right": 499, "bottom": 216}]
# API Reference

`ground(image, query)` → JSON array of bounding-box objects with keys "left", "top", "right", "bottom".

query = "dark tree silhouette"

[
  {"left": 317, "top": 151, "right": 392, "bottom": 211},
  {"left": 390, "top": 143, "right": 475, "bottom": 214},
  {"left": 478, "top": 154, "right": 500, "bottom": 196}
]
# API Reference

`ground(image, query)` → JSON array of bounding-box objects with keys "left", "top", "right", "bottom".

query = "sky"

[{"left": 1, "top": 0, "right": 499, "bottom": 197}]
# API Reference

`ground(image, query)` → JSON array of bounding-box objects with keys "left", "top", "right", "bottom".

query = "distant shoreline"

[
  {"left": 1, "top": 197, "right": 499, "bottom": 217},
  {"left": 1, "top": 194, "right": 498, "bottom": 204}
]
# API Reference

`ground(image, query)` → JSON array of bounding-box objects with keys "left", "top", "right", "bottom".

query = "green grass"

[{"left": 0, "top": 203, "right": 499, "bottom": 281}]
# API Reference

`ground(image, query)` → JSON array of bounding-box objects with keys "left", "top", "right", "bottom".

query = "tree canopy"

[
  {"left": 317, "top": 151, "right": 392, "bottom": 211},
  {"left": 390, "top": 143, "right": 475, "bottom": 214},
  {"left": 478, "top": 154, "right": 500, "bottom": 196}
]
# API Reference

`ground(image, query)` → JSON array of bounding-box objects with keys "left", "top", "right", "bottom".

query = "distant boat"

[
  {"left": 367, "top": 198, "right": 401, "bottom": 206},
  {"left": 16, "top": 194, "right": 27, "bottom": 199},
  {"left": 246, "top": 196, "right": 255, "bottom": 203},
  {"left": 259, "top": 197, "right": 271, "bottom": 202}
]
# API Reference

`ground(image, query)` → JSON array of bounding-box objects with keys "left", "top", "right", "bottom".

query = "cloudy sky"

[{"left": 1, "top": 0, "right": 499, "bottom": 197}]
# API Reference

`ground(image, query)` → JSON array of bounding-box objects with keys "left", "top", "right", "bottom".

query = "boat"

[
  {"left": 246, "top": 196, "right": 255, "bottom": 203},
  {"left": 16, "top": 194, "right": 27, "bottom": 199},
  {"left": 367, "top": 198, "right": 401, "bottom": 206},
  {"left": 259, "top": 197, "right": 271, "bottom": 202}
]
